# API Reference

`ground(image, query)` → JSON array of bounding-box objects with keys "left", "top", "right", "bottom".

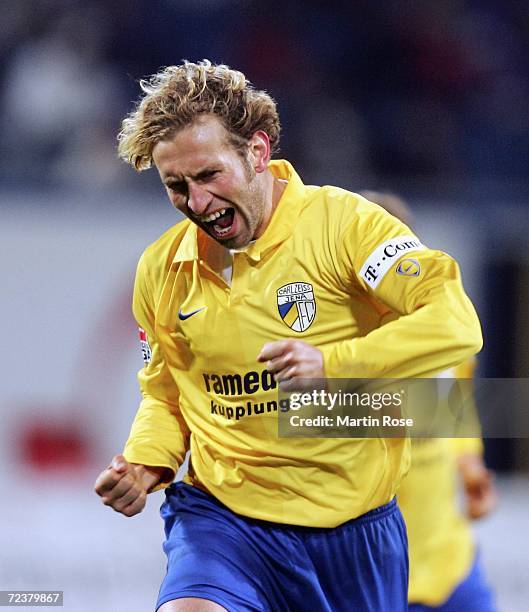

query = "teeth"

[
  {"left": 213, "top": 223, "right": 232, "bottom": 236},
  {"left": 201, "top": 208, "right": 226, "bottom": 223}
]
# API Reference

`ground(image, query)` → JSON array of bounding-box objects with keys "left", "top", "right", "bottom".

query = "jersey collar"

[
  {"left": 173, "top": 222, "right": 199, "bottom": 262},
  {"left": 245, "top": 160, "right": 306, "bottom": 262},
  {"left": 172, "top": 159, "right": 306, "bottom": 263}
]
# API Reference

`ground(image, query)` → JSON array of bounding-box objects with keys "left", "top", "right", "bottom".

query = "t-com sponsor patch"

[{"left": 360, "top": 235, "right": 425, "bottom": 289}]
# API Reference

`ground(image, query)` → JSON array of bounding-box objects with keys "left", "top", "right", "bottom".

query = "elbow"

[
  {"left": 466, "top": 302, "right": 483, "bottom": 355},
  {"left": 453, "top": 308, "right": 483, "bottom": 360},
  {"left": 465, "top": 324, "right": 483, "bottom": 357},
  {"left": 472, "top": 322, "right": 483, "bottom": 354}
]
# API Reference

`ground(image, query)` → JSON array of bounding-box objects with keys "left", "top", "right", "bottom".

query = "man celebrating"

[{"left": 94, "top": 60, "right": 483, "bottom": 612}]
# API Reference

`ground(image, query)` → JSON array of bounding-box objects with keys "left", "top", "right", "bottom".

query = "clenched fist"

[
  {"left": 94, "top": 455, "right": 166, "bottom": 517},
  {"left": 257, "top": 339, "right": 325, "bottom": 384}
]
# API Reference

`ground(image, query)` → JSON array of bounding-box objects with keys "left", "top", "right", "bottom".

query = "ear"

[{"left": 248, "top": 130, "right": 270, "bottom": 174}]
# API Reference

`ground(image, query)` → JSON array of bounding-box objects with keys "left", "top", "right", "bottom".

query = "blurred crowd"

[{"left": 1, "top": 0, "right": 528, "bottom": 195}]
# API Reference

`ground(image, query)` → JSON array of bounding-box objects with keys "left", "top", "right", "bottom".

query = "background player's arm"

[
  {"left": 451, "top": 432, "right": 497, "bottom": 520},
  {"left": 321, "top": 205, "right": 482, "bottom": 379},
  {"left": 449, "top": 360, "right": 497, "bottom": 520},
  {"left": 456, "top": 451, "right": 498, "bottom": 520}
]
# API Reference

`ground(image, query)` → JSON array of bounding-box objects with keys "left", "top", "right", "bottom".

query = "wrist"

[{"left": 132, "top": 464, "right": 171, "bottom": 493}]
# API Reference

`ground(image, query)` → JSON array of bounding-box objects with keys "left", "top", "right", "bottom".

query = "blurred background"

[{"left": 1, "top": 1, "right": 528, "bottom": 610}]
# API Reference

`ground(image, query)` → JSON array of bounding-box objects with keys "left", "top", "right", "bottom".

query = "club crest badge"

[
  {"left": 396, "top": 258, "right": 421, "bottom": 277},
  {"left": 277, "top": 282, "right": 316, "bottom": 332}
]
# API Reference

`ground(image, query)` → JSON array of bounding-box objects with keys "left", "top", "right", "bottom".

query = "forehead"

[{"left": 152, "top": 115, "right": 233, "bottom": 177}]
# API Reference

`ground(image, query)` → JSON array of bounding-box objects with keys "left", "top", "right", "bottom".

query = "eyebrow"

[{"left": 164, "top": 167, "right": 219, "bottom": 186}]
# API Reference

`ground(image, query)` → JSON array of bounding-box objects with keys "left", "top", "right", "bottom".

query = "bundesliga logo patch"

[
  {"left": 396, "top": 258, "right": 421, "bottom": 277},
  {"left": 138, "top": 326, "right": 152, "bottom": 364},
  {"left": 277, "top": 282, "right": 316, "bottom": 332}
]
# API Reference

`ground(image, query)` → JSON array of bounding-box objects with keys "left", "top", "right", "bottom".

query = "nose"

[{"left": 187, "top": 182, "right": 213, "bottom": 215}]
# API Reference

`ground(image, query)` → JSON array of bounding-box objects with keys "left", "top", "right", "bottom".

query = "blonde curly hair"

[{"left": 118, "top": 60, "right": 281, "bottom": 171}]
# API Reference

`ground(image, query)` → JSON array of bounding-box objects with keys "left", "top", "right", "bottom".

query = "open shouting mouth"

[{"left": 200, "top": 207, "right": 236, "bottom": 239}]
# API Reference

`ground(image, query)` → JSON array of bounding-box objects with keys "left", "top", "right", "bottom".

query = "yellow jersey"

[
  {"left": 398, "top": 361, "right": 483, "bottom": 605},
  {"left": 124, "top": 160, "right": 482, "bottom": 527}
]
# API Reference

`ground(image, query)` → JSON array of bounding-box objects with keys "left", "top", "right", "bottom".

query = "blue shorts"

[
  {"left": 156, "top": 482, "right": 408, "bottom": 611},
  {"left": 409, "top": 552, "right": 496, "bottom": 612}
]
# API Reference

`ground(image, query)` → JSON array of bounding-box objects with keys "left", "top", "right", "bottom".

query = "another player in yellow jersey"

[
  {"left": 364, "top": 192, "right": 497, "bottom": 611},
  {"left": 94, "top": 61, "right": 483, "bottom": 612},
  {"left": 400, "top": 374, "right": 498, "bottom": 611}
]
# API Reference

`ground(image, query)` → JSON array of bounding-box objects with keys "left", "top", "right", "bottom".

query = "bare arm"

[{"left": 457, "top": 453, "right": 498, "bottom": 520}]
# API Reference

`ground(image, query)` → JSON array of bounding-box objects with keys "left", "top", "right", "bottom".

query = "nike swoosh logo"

[{"left": 178, "top": 307, "right": 206, "bottom": 321}]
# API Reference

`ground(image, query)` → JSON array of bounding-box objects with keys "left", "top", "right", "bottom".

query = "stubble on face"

[
  {"left": 217, "top": 152, "right": 267, "bottom": 249},
  {"left": 190, "top": 121, "right": 272, "bottom": 250}
]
